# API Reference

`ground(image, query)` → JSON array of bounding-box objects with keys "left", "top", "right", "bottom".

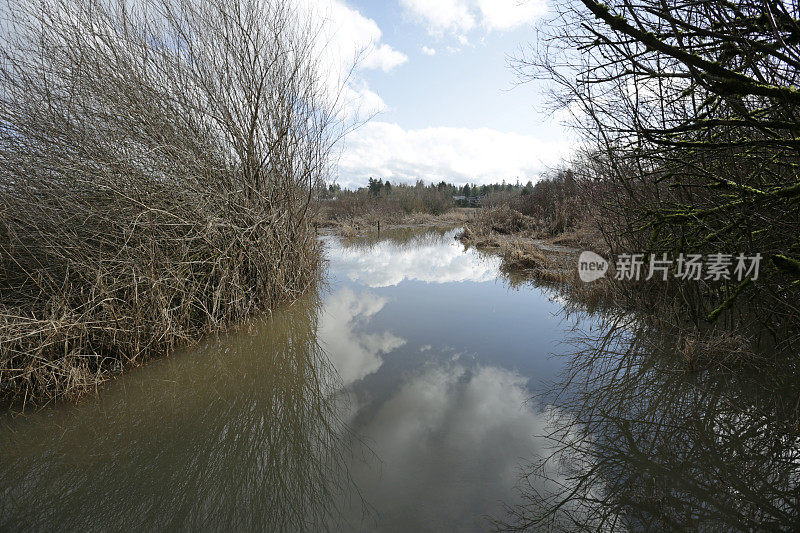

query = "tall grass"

[{"left": 0, "top": 0, "right": 344, "bottom": 407}]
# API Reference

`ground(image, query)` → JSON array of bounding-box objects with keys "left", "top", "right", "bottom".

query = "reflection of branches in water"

[
  {"left": 336, "top": 227, "right": 455, "bottom": 252},
  {"left": 0, "top": 294, "right": 361, "bottom": 531},
  {"left": 497, "top": 311, "right": 800, "bottom": 532}
]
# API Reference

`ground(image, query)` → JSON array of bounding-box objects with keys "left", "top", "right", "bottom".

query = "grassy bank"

[
  {"left": 0, "top": 0, "right": 338, "bottom": 408},
  {"left": 458, "top": 204, "right": 617, "bottom": 314},
  {"left": 318, "top": 208, "right": 475, "bottom": 237}
]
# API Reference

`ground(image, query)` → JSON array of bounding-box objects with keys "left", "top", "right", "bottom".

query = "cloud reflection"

[
  {"left": 343, "top": 361, "right": 560, "bottom": 531},
  {"left": 328, "top": 235, "right": 501, "bottom": 287},
  {"left": 319, "top": 288, "right": 405, "bottom": 386}
]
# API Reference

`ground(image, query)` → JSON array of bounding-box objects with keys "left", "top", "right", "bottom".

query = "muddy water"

[{"left": 0, "top": 228, "right": 594, "bottom": 531}]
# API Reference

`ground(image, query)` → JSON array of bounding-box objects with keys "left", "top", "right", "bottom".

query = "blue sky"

[{"left": 313, "top": 0, "right": 572, "bottom": 188}]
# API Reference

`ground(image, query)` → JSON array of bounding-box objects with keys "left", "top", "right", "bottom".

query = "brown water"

[
  {"left": 3, "top": 228, "right": 798, "bottom": 531},
  {"left": 0, "top": 228, "right": 587, "bottom": 531}
]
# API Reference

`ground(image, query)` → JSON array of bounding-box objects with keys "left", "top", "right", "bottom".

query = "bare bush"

[
  {"left": 0, "top": 0, "right": 345, "bottom": 406},
  {"left": 470, "top": 205, "right": 534, "bottom": 235}
]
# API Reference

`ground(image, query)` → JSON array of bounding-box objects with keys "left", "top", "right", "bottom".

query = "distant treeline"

[
  {"left": 319, "top": 177, "right": 551, "bottom": 220},
  {"left": 321, "top": 178, "right": 540, "bottom": 199}
]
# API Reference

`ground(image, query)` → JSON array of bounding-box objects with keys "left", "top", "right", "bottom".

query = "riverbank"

[
  {"left": 317, "top": 207, "right": 476, "bottom": 237},
  {"left": 0, "top": 0, "right": 334, "bottom": 411},
  {"left": 320, "top": 205, "right": 616, "bottom": 314},
  {"left": 455, "top": 206, "right": 769, "bottom": 373},
  {"left": 456, "top": 205, "right": 616, "bottom": 312}
]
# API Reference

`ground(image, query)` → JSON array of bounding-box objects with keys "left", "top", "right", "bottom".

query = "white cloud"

[
  {"left": 326, "top": 230, "right": 502, "bottom": 287},
  {"left": 313, "top": 0, "right": 407, "bottom": 73},
  {"left": 338, "top": 362, "right": 589, "bottom": 530},
  {"left": 298, "top": 0, "right": 405, "bottom": 120},
  {"left": 318, "top": 288, "right": 405, "bottom": 386},
  {"left": 338, "top": 121, "right": 572, "bottom": 187},
  {"left": 400, "top": 0, "right": 546, "bottom": 35},
  {"left": 476, "top": 0, "right": 548, "bottom": 31},
  {"left": 361, "top": 43, "right": 409, "bottom": 72},
  {"left": 399, "top": 0, "right": 476, "bottom": 34},
  {"left": 421, "top": 46, "right": 436, "bottom": 56},
  {"left": 341, "top": 81, "right": 387, "bottom": 118}
]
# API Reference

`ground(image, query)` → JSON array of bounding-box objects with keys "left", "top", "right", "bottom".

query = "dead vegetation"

[
  {"left": 320, "top": 208, "right": 474, "bottom": 237},
  {"left": 0, "top": 0, "right": 342, "bottom": 408}
]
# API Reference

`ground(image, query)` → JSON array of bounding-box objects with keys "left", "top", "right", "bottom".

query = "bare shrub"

[
  {"left": 467, "top": 205, "right": 535, "bottom": 236},
  {"left": 0, "top": 0, "right": 345, "bottom": 406}
]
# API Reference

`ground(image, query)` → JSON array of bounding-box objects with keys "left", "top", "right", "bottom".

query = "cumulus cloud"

[
  {"left": 338, "top": 362, "right": 576, "bottom": 530},
  {"left": 310, "top": 0, "right": 407, "bottom": 73},
  {"left": 361, "top": 43, "right": 409, "bottom": 72},
  {"left": 337, "top": 121, "right": 573, "bottom": 187},
  {"left": 421, "top": 45, "right": 436, "bottom": 56},
  {"left": 400, "top": 0, "right": 546, "bottom": 35},
  {"left": 476, "top": 0, "right": 548, "bottom": 31},
  {"left": 341, "top": 81, "right": 387, "bottom": 118},
  {"left": 299, "top": 0, "right": 406, "bottom": 120}
]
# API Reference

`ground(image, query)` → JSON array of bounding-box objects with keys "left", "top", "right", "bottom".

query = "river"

[{"left": 1, "top": 228, "right": 797, "bottom": 531}]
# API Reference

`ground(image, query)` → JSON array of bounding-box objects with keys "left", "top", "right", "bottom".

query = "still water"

[
  {"left": 0, "top": 228, "right": 587, "bottom": 531},
  {"left": 5, "top": 228, "right": 796, "bottom": 531}
]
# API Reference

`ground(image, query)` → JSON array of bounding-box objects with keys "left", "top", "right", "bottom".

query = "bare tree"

[{"left": 514, "top": 0, "right": 800, "bottom": 332}]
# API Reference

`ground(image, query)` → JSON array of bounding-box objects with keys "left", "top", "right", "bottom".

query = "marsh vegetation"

[{"left": 0, "top": 0, "right": 340, "bottom": 406}]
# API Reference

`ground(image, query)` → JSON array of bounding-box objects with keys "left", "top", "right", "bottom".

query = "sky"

[{"left": 310, "top": 0, "right": 574, "bottom": 189}]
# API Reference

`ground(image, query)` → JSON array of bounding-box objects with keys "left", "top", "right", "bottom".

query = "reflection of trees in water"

[
  {"left": 0, "top": 294, "right": 359, "bottom": 531},
  {"left": 497, "top": 311, "right": 800, "bottom": 532},
  {"left": 336, "top": 227, "right": 454, "bottom": 251}
]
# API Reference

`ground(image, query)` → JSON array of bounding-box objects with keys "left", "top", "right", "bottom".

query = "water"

[
  {"left": 0, "top": 228, "right": 588, "bottom": 531},
  {"left": 5, "top": 228, "right": 795, "bottom": 531},
  {"left": 320, "top": 229, "right": 584, "bottom": 530}
]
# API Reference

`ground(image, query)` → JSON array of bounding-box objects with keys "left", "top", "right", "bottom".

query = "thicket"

[
  {"left": 320, "top": 177, "right": 561, "bottom": 224},
  {"left": 0, "top": 0, "right": 342, "bottom": 406},
  {"left": 510, "top": 0, "right": 800, "bottom": 342},
  {"left": 322, "top": 180, "right": 456, "bottom": 221},
  {"left": 482, "top": 169, "right": 591, "bottom": 235},
  {"left": 495, "top": 3, "right": 800, "bottom": 528}
]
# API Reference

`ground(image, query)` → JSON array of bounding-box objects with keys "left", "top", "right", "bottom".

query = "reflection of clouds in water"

[
  {"left": 328, "top": 239, "right": 501, "bottom": 287},
  {"left": 319, "top": 288, "right": 405, "bottom": 386},
  {"left": 347, "top": 362, "right": 563, "bottom": 531}
]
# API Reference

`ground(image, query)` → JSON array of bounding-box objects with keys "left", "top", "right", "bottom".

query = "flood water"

[
  {"left": 1, "top": 228, "right": 588, "bottom": 531},
  {"left": 2, "top": 228, "right": 798, "bottom": 531}
]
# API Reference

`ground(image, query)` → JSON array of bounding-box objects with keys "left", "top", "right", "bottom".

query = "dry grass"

[
  {"left": 321, "top": 208, "right": 475, "bottom": 237},
  {"left": 459, "top": 209, "right": 617, "bottom": 314},
  {"left": 471, "top": 205, "right": 536, "bottom": 235},
  {"left": 678, "top": 331, "right": 760, "bottom": 371},
  {"left": 0, "top": 0, "right": 340, "bottom": 408}
]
